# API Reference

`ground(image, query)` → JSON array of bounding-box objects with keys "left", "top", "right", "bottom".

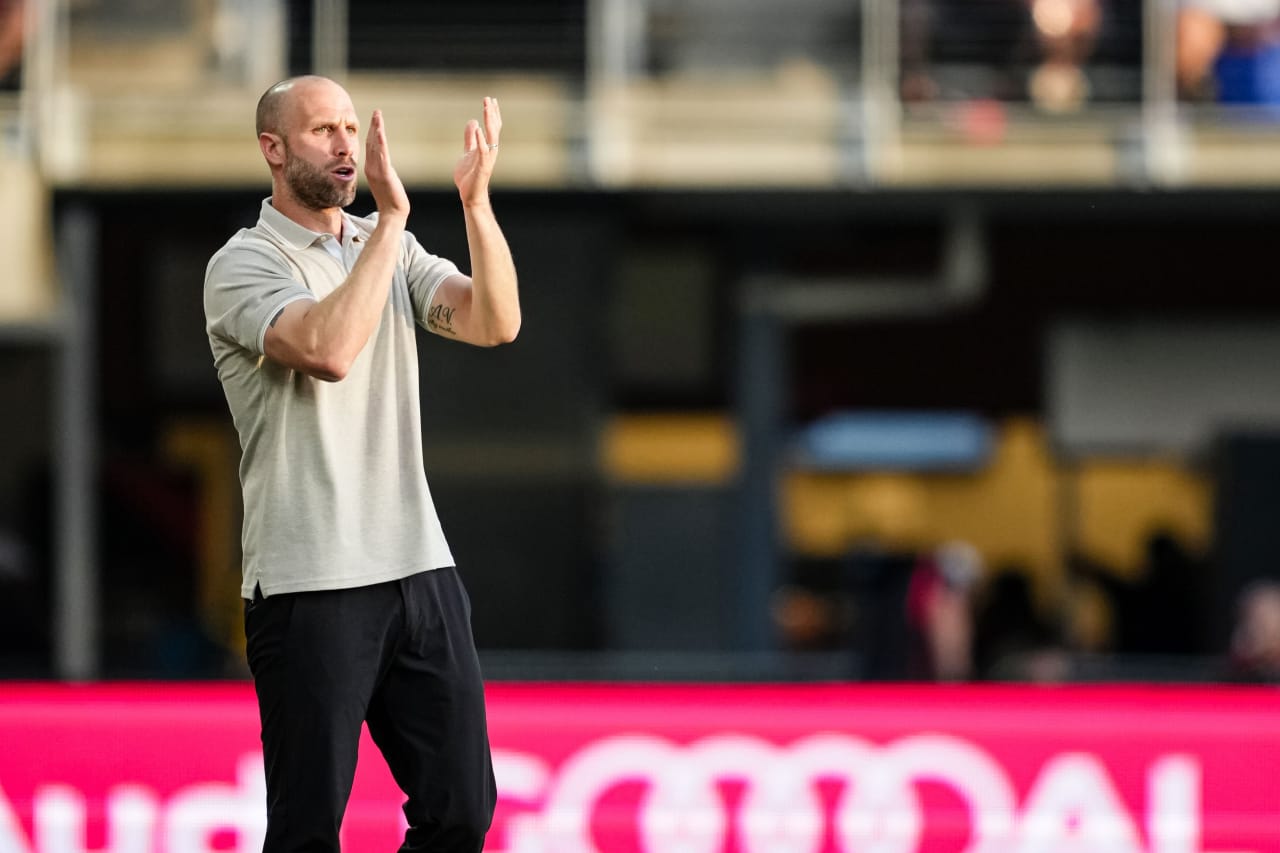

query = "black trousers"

[{"left": 244, "top": 568, "right": 496, "bottom": 853}]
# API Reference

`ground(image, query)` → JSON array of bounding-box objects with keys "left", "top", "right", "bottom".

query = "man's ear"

[{"left": 259, "top": 132, "right": 285, "bottom": 167}]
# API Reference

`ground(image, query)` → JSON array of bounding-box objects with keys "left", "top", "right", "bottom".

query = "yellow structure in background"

[
  {"left": 1070, "top": 459, "right": 1212, "bottom": 578},
  {"left": 606, "top": 414, "right": 1212, "bottom": 610},
  {"left": 602, "top": 413, "right": 741, "bottom": 486},
  {"left": 783, "top": 419, "right": 1065, "bottom": 598}
]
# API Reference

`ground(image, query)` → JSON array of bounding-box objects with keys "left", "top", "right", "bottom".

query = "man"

[{"left": 203, "top": 75, "right": 519, "bottom": 852}]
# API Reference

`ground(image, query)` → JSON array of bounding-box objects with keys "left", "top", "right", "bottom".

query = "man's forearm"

[
  {"left": 293, "top": 215, "right": 407, "bottom": 374},
  {"left": 462, "top": 202, "right": 520, "bottom": 345}
]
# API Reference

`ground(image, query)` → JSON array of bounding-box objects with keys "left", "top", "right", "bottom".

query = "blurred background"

[{"left": 5, "top": 0, "right": 1280, "bottom": 688}]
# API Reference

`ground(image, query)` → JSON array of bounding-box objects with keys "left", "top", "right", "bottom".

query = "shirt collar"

[{"left": 258, "top": 198, "right": 366, "bottom": 250}]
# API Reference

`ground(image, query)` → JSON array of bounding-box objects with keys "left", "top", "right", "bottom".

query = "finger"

[
  {"left": 368, "top": 110, "right": 386, "bottom": 158},
  {"left": 463, "top": 119, "right": 480, "bottom": 152},
  {"left": 483, "top": 96, "right": 502, "bottom": 146}
]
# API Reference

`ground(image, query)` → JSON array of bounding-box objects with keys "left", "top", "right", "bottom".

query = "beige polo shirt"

[{"left": 204, "top": 199, "right": 458, "bottom": 598}]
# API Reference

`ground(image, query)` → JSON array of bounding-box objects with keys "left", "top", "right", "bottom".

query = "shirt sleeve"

[
  {"left": 204, "top": 238, "right": 317, "bottom": 356},
  {"left": 402, "top": 231, "right": 461, "bottom": 328}
]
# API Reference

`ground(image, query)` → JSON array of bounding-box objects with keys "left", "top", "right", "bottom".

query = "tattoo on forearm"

[
  {"left": 427, "top": 303, "right": 457, "bottom": 336},
  {"left": 269, "top": 308, "right": 285, "bottom": 328}
]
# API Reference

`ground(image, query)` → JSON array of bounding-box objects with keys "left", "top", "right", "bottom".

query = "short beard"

[{"left": 283, "top": 144, "right": 356, "bottom": 211}]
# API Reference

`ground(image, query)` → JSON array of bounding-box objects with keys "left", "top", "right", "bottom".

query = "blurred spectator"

[
  {"left": 1226, "top": 579, "right": 1280, "bottom": 681},
  {"left": 774, "top": 539, "right": 988, "bottom": 682},
  {"left": 900, "top": 0, "right": 1110, "bottom": 113},
  {"left": 1068, "top": 528, "right": 1208, "bottom": 657},
  {"left": 1178, "top": 0, "right": 1280, "bottom": 106},
  {"left": 973, "top": 566, "right": 1068, "bottom": 680},
  {"left": 0, "top": 0, "right": 24, "bottom": 91},
  {"left": 904, "top": 540, "right": 983, "bottom": 681},
  {"left": 1028, "top": 0, "right": 1103, "bottom": 111}
]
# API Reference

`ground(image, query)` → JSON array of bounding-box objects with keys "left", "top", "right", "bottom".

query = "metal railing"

[{"left": 9, "top": 0, "right": 1278, "bottom": 189}]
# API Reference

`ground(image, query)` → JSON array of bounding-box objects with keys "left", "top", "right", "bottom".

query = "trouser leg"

[
  {"left": 245, "top": 583, "right": 401, "bottom": 853},
  {"left": 366, "top": 568, "right": 496, "bottom": 853}
]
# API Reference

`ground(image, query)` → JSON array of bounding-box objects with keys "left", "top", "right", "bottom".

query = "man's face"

[
  {"left": 283, "top": 138, "right": 357, "bottom": 210},
  {"left": 279, "top": 80, "right": 360, "bottom": 211}
]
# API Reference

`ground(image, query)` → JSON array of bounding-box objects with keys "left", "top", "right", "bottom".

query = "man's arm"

[
  {"left": 264, "top": 110, "right": 410, "bottom": 381},
  {"left": 425, "top": 97, "right": 521, "bottom": 348}
]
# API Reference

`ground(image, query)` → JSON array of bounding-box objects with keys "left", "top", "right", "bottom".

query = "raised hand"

[
  {"left": 365, "top": 109, "right": 410, "bottom": 221},
  {"left": 454, "top": 97, "right": 502, "bottom": 208}
]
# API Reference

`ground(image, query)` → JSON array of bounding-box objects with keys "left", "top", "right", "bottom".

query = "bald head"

[
  {"left": 255, "top": 75, "right": 345, "bottom": 137},
  {"left": 255, "top": 75, "right": 361, "bottom": 213}
]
